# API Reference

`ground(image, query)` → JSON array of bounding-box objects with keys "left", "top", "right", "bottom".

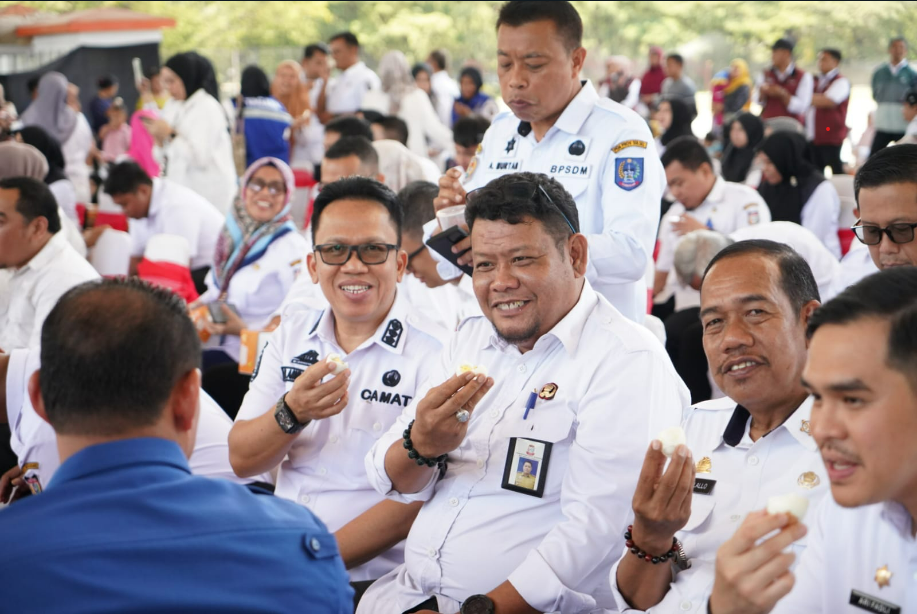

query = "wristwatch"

[
  {"left": 673, "top": 538, "right": 691, "bottom": 572},
  {"left": 460, "top": 595, "right": 495, "bottom": 614},
  {"left": 274, "top": 394, "right": 307, "bottom": 434}
]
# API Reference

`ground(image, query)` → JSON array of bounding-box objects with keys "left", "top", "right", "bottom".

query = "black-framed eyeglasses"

[
  {"left": 406, "top": 244, "right": 426, "bottom": 264},
  {"left": 852, "top": 221, "right": 917, "bottom": 246},
  {"left": 467, "top": 180, "right": 577, "bottom": 234},
  {"left": 247, "top": 179, "right": 286, "bottom": 196},
  {"left": 313, "top": 243, "right": 399, "bottom": 265}
]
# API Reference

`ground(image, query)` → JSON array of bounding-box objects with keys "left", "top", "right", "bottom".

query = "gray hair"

[{"left": 673, "top": 230, "right": 734, "bottom": 286}]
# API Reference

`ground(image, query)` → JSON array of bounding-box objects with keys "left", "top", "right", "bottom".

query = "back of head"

[
  {"left": 240, "top": 65, "right": 271, "bottom": 98},
  {"left": 39, "top": 277, "right": 201, "bottom": 436},
  {"left": 329, "top": 31, "right": 359, "bottom": 48},
  {"left": 379, "top": 116, "right": 409, "bottom": 146},
  {"left": 702, "top": 239, "right": 820, "bottom": 312},
  {"left": 673, "top": 229, "right": 733, "bottom": 287},
  {"left": 453, "top": 115, "right": 491, "bottom": 148},
  {"left": 0, "top": 141, "right": 49, "bottom": 181},
  {"left": 428, "top": 49, "right": 448, "bottom": 72},
  {"left": 854, "top": 143, "right": 917, "bottom": 203},
  {"left": 325, "top": 135, "right": 379, "bottom": 174},
  {"left": 97, "top": 74, "right": 118, "bottom": 90},
  {"left": 311, "top": 176, "right": 402, "bottom": 243},
  {"left": 104, "top": 160, "right": 153, "bottom": 196},
  {"left": 399, "top": 180, "right": 438, "bottom": 238},
  {"left": 661, "top": 135, "right": 712, "bottom": 171},
  {"left": 325, "top": 116, "right": 373, "bottom": 142},
  {"left": 0, "top": 175, "right": 61, "bottom": 233},
  {"left": 496, "top": 1, "right": 583, "bottom": 52}
]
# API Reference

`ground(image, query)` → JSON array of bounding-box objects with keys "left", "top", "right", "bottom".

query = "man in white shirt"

[
  {"left": 427, "top": 49, "right": 460, "bottom": 127},
  {"left": 358, "top": 171, "right": 688, "bottom": 614},
  {"left": 320, "top": 32, "right": 381, "bottom": 120},
  {"left": 807, "top": 49, "right": 851, "bottom": 175},
  {"left": 229, "top": 177, "right": 445, "bottom": 589},
  {"left": 435, "top": 0, "right": 664, "bottom": 324},
  {"left": 103, "top": 161, "right": 224, "bottom": 289},
  {"left": 611, "top": 240, "right": 829, "bottom": 614},
  {"left": 299, "top": 43, "right": 332, "bottom": 170},
  {"left": 708, "top": 267, "right": 917, "bottom": 614},
  {"left": 0, "top": 177, "right": 98, "bottom": 351}
]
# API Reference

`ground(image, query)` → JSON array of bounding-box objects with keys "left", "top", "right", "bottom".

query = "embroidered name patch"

[
  {"left": 548, "top": 164, "right": 591, "bottom": 178},
  {"left": 281, "top": 367, "right": 303, "bottom": 382},
  {"left": 849, "top": 590, "right": 901, "bottom": 614},
  {"left": 488, "top": 161, "right": 521, "bottom": 171},
  {"left": 693, "top": 478, "right": 717, "bottom": 495},
  {"left": 615, "top": 157, "right": 644, "bottom": 191},
  {"left": 612, "top": 140, "right": 648, "bottom": 153}
]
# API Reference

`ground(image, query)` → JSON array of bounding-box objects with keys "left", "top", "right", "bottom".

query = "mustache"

[{"left": 819, "top": 439, "right": 862, "bottom": 464}]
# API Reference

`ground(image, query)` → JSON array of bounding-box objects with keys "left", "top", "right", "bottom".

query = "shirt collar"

[
  {"left": 552, "top": 80, "right": 599, "bottom": 136},
  {"left": 703, "top": 176, "right": 726, "bottom": 205},
  {"left": 16, "top": 231, "right": 66, "bottom": 275},
  {"left": 483, "top": 280, "right": 599, "bottom": 357},
  {"left": 819, "top": 67, "right": 839, "bottom": 81},
  {"left": 774, "top": 62, "right": 796, "bottom": 79},
  {"left": 343, "top": 61, "right": 366, "bottom": 77},
  {"left": 880, "top": 500, "right": 916, "bottom": 538},
  {"left": 148, "top": 177, "right": 164, "bottom": 219},
  {"left": 310, "top": 290, "right": 410, "bottom": 356},
  {"left": 48, "top": 438, "right": 190, "bottom": 489},
  {"left": 722, "top": 396, "right": 817, "bottom": 451},
  {"left": 891, "top": 58, "right": 909, "bottom": 72}
]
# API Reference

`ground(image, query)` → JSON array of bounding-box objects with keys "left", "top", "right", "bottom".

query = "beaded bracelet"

[
  {"left": 624, "top": 525, "right": 679, "bottom": 564},
  {"left": 402, "top": 420, "right": 448, "bottom": 468}
]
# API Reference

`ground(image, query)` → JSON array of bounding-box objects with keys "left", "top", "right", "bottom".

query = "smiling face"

[
  {"left": 857, "top": 182, "right": 917, "bottom": 269},
  {"left": 804, "top": 318, "right": 917, "bottom": 510},
  {"left": 307, "top": 198, "right": 406, "bottom": 328},
  {"left": 470, "top": 216, "right": 586, "bottom": 353},
  {"left": 496, "top": 20, "right": 584, "bottom": 126},
  {"left": 700, "top": 254, "right": 816, "bottom": 413},
  {"left": 244, "top": 165, "right": 287, "bottom": 223}
]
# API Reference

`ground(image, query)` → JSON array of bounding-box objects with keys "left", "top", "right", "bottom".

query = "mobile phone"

[
  {"left": 208, "top": 301, "right": 239, "bottom": 324},
  {"left": 132, "top": 58, "right": 143, "bottom": 88},
  {"left": 425, "top": 225, "right": 473, "bottom": 277}
]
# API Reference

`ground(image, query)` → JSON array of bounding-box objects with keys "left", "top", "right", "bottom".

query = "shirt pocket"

[{"left": 680, "top": 494, "right": 716, "bottom": 562}]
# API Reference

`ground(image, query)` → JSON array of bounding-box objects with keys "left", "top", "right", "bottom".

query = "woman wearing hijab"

[
  {"left": 191, "top": 156, "right": 307, "bottom": 373},
  {"left": 237, "top": 65, "right": 292, "bottom": 168},
  {"left": 721, "top": 112, "right": 765, "bottom": 185},
  {"left": 656, "top": 98, "right": 695, "bottom": 154},
  {"left": 723, "top": 59, "right": 753, "bottom": 119},
  {"left": 142, "top": 52, "right": 236, "bottom": 214},
  {"left": 758, "top": 131, "right": 841, "bottom": 257},
  {"left": 453, "top": 66, "right": 499, "bottom": 123},
  {"left": 272, "top": 60, "right": 314, "bottom": 169},
  {"left": 20, "top": 72, "right": 94, "bottom": 203},
  {"left": 363, "top": 51, "right": 453, "bottom": 159},
  {"left": 15, "top": 126, "right": 79, "bottom": 224}
]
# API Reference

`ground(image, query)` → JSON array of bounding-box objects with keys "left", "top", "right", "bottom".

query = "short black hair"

[
  {"left": 807, "top": 268, "right": 917, "bottom": 390},
  {"left": 661, "top": 135, "right": 712, "bottom": 171},
  {"left": 428, "top": 49, "right": 448, "bottom": 71},
  {"left": 0, "top": 176, "right": 61, "bottom": 234},
  {"left": 466, "top": 171, "right": 580, "bottom": 248},
  {"left": 325, "top": 116, "right": 373, "bottom": 142},
  {"left": 453, "top": 115, "right": 491, "bottom": 149},
  {"left": 329, "top": 31, "right": 359, "bottom": 48},
  {"left": 144, "top": 65, "right": 160, "bottom": 80},
  {"left": 311, "top": 176, "right": 402, "bottom": 245},
  {"left": 324, "top": 135, "right": 379, "bottom": 171},
  {"left": 666, "top": 53, "right": 685, "bottom": 66},
  {"left": 496, "top": 1, "right": 583, "bottom": 52},
  {"left": 820, "top": 48, "right": 842, "bottom": 62},
  {"left": 702, "top": 239, "right": 820, "bottom": 314},
  {"left": 97, "top": 75, "right": 118, "bottom": 89},
  {"left": 39, "top": 277, "right": 201, "bottom": 436},
  {"left": 361, "top": 109, "right": 385, "bottom": 124},
  {"left": 411, "top": 62, "right": 433, "bottom": 80},
  {"left": 890, "top": 36, "right": 908, "bottom": 48},
  {"left": 103, "top": 161, "right": 153, "bottom": 196},
  {"left": 304, "top": 42, "right": 330, "bottom": 59},
  {"left": 399, "top": 180, "right": 438, "bottom": 238},
  {"left": 379, "top": 116, "right": 409, "bottom": 146},
  {"left": 854, "top": 143, "right": 917, "bottom": 203}
]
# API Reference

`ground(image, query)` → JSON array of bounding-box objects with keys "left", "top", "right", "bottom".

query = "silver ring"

[{"left": 455, "top": 409, "right": 470, "bottom": 423}]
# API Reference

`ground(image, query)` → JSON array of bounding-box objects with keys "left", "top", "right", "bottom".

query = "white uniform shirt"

[
  {"left": 5, "top": 348, "right": 267, "bottom": 493},
  {"left": 730, "top": 221, "right": 841, "bottom": 301},
  {"left": 359, "top": 282, "right": 689, "bottom": 614},
  {"left": 325, "top": 61, "right": 382, "bottom": 116},
  {"left": 127, "top": 177, "right": 225, "bottom": 270},
  {"left": 609, "top": 396, "right": 829, "bottom": 614},
  {"left": 198, "top": 231, "right": 307, "bottom": 361},
  {"left": 800, "top": 181, "right": 842, "bottom": 259},
  {"left": 431, "top": 70, "right": 460, "bottom": 126},
  {"left": 828, "top": 240, "right": 878, "bottom": 298},
  {"left": 400, "top": 273, "right": 480, "bottom": 337},
  {"left": 658, "top": 177, "right": 771, "bottom": 310},
  {"left": 805, "top": 69, "right": 852, "bottom": 141},
  {"left": 753, "top": 63, "right": 814, "bottom": 117},
  {"left": 236, "top": 293, "right": 445, "bottom": 581},
  {"left": 49, "top": 179, "right": 78, "bottom": 224},
  {"left": 772, "top": 498, "right": 917, "bottom": 614},
  {"left": 0, "top": 232, "right": 99, "bottom": 351},
  {"left": 62, "top": 113, "right": 93, "bottom": 203},
  {"left": 461, "top": 81, "right": 665, "bottom": 323}
]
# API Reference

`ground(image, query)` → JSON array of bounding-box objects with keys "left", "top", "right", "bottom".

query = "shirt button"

[
  {"left": 730, "top": 514, "right": 741, "bottom": 522},
  {"left": 476, "top": 459, "right": 485, "bottom": 468},
  {"left": 747, "top": 455, "right": 759, "bottom": 466},
  {"left": 329, "top": 435, "right": 339, "bottom": 444},
  {"left": 300, "top": 494, "right": 311, "bottom": 504},
  {"left": 449, "top": 497, "right": 459, "bottom": 507},
  {"left": 428, "top": 548, "right": 437, "bottom": 558},
  {"left": 310, "top": 537, "right": 321, "bottom": 552},
  {"left": 680, "top": 602, "right": 692, "bottom": 612},
  {"left": 490, "top": 409, "right": 499, "bottom": 419},
  {"left": 373, "top": 422, "right": 382, "bottom": 432},
  {"left": 318, "top": 467, "right": 327, "bottom": 476},
  {"left": 517, "top": 364, "right": 526, "bottom": 373}
]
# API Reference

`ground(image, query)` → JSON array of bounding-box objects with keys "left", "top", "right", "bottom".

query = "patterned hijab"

[{"left": 212, "top": 156, "right": 297, "bottom": 292}]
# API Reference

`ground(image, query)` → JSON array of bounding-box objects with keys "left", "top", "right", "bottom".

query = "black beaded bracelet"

[
  {"left": 624, "top": 525, "right": 679, "bottom": 565},
  {"left": 402, "top": 420, "right": 448, "bottom": 468}
]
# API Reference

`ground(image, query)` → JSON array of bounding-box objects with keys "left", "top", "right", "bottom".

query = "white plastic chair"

[
  {"left": 144, "top": 234, "right": 191, "bottom": 268},
  {"left": 89, "top": 229, "right": 132, "bottom": 277},
  {"left": 830, "top": 174, "right": 855, "bottom": 201}
]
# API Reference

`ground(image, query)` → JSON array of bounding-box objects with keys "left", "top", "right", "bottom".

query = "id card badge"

[{"left": 501, "top": 437, "right": 553, "bottom": 498}]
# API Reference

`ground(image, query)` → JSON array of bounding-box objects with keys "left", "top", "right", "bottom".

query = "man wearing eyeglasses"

[{"left": 228, "top": 177, "right": 446, "bottom": 600}]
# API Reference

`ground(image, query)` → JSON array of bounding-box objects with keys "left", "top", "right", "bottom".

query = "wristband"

[{"left": 402, "top": 420, "right": 448, "bottom": 468}]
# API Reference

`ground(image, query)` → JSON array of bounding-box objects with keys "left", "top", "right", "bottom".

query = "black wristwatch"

[
  {"left": 460, "top": 595, "right": 495, "bottom": 614},
  {"left": 274, "top": 394, "right": 307, "bottom": 434}
]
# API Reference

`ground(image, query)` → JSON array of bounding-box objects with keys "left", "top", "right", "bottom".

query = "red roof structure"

[{"left": 16, "top": 7, "right": 175, "bottom": 37}]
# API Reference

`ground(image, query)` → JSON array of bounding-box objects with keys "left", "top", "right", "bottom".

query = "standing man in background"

[
  {"left": 807, "top": 48, "right": 850, "bottom": 175},
  {"left": 661, "top": 53, "right": 697, "bottom": 117},
  {"left": 870, "top": 37, "right": 917, "bottom": 154},
  {"left": 757, "top": 38, "right": 813, "bottom": 125},
  {"left": 640, "top": 45, "right": 667, "bottom": 108},
  {"left": 427, "top": 49, "right": 461, "bottom": 127},
  {"left": 318, "top": 32, "right": 381, "bottom": 121}
]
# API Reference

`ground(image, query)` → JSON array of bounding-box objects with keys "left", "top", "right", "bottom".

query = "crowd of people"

[{"left": 1, "top": 2, "right": 916, "bottom": 613}]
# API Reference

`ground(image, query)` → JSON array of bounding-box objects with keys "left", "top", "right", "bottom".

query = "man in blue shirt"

[{"left": 0, "top": 278, "right": 353, "bottom": 614}]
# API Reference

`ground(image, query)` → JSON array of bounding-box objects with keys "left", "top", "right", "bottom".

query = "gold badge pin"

[
  {"left": 797, "top": 471, "right": 820, "bottom": 489},
  {"left": 875, "top": 564, "right": 892, "bottom": 588},
  {"left": 800, "top": 419, "right": 811, "bottom": 435},
  {"left": 696, "top": 456, "right": 712, "bottom": 473},
  {"left": 538, "top": 383, "right": 558, "bottom": 400}
]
